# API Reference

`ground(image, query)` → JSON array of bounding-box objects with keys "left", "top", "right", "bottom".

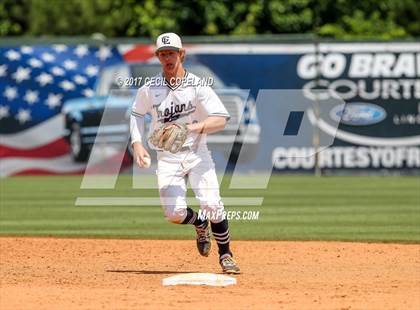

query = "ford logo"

[{"left": 330, "top": 103, "right": 387, "bottom": 126}]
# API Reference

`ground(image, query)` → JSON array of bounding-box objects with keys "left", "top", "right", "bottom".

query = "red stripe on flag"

[
  {"left": 13, "top": 168, "right": 85, "bottom": 176},
  {"left": 0, "top": 138, "right": 70, "bottom": 158}
]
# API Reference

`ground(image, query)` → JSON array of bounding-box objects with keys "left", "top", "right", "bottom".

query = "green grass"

[{"left": 0, "top": 175, "right": 419, "bottom": 242}]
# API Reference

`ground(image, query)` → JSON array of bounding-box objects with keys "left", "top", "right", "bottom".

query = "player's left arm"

[
  {"left": 193, "top": 84, "right": 230, "bottom": 134},
  {"left": 187, "top": 116, "right": 227, "bottom": 134}
]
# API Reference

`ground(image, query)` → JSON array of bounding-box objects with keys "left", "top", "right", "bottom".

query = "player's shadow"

[{"left": 106, "top": 269, "right": 201, "bottom": 275}]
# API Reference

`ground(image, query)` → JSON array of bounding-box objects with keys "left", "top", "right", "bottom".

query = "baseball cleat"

[
  {"left": 195, "top": 221, "right": 211, "bottom": 256},
  {"left": 219, "top": 254, "right": 241, "bottom": 274}
]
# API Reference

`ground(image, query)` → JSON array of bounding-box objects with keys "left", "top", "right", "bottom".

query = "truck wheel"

[{"left": 70, "top": 123, "right": 90, "bottom": 162}]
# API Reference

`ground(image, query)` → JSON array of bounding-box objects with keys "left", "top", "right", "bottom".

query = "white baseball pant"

[{"left": 156, "top": 147, "right": 225, "bottom": 224}]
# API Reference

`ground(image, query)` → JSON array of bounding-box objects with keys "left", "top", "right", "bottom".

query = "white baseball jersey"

[
  {"left": 130, "top": 71, "right": 227, "bottom": 224},
  {"left": 131, "top": 71, "right": 230, "bottom": 150}
]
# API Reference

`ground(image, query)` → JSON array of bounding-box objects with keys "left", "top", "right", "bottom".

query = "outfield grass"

[{"left": 0, "top": 175, "right": 419, "bottom": 242}]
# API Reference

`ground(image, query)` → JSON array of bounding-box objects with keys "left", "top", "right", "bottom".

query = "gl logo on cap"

[{"left": 162, "top": 36, "right": 170, "bottom": 44}]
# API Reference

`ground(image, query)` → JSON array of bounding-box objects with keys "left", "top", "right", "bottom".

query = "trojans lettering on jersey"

[{"left": 155, "top": 100, "right": 196, "bottom": 123}]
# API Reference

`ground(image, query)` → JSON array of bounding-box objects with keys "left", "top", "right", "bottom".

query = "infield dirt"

[{"left": 1, "top": 237, "right": 419, "bottom": 309}]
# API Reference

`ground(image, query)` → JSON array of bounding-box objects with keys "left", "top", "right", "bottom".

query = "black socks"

[
  {"left": 181, "top": 207, "right": 207, "bottom": 226},
  {"left": 211, "top": 219, "right": 232, "bottom": 257}
]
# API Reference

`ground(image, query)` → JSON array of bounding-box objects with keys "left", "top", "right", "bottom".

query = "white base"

[{"left": 162, "top": 273, "right": 237, "bottom": 286}]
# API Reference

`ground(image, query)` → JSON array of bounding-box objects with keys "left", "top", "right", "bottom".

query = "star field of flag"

[{"left": 0, "top": 45, "right": 123, "bottom": 134}]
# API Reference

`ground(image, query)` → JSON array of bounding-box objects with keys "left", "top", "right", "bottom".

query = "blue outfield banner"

[
  {"left": 0, "top": 42, "right": 419, "bottom": 176},
  {"left": 191, "top": 43, "right": 420, "bottom": 173}
]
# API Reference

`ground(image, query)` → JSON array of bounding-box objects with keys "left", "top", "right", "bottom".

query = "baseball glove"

[{"left": 148, "top": 123, "right": 188, "bottom": 153}]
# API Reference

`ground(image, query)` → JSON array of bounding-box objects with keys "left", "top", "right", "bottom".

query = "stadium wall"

[{"left": 0, "top": 39, "right": 419, "bottom": 176}]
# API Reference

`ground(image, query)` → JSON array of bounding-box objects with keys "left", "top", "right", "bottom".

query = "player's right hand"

[{"left": 132, "top": 142, "right": 151, "bottom": 168}]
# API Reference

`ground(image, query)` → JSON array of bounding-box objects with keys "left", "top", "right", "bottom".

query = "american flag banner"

[{"left": 0, "top": 45, "right": 124, "bottom": 177}]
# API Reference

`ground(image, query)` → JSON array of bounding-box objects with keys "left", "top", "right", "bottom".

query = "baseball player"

[{"left": 130, "top": 32, "right": 240, "bottom": 274}]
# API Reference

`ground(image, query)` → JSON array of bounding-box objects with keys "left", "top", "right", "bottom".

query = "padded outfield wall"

[
  {"left": 186, "top": 42, "right": 420, "bottom": 174},
  {"left": 0, "top": 39, "right": 419, "bottom": 176}
]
